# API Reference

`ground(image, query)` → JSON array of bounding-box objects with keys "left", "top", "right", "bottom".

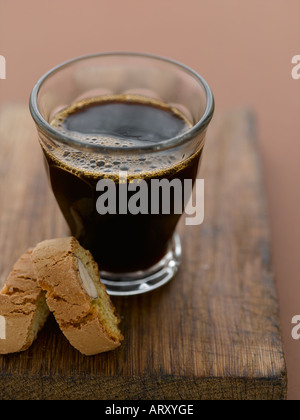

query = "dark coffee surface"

[{"left": 63, "top": 100, "right": 188, "bottom": 143}]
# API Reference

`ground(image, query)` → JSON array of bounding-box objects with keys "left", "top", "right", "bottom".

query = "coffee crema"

[{"left": 49, "top": 95, "right": 193, "bottom": 179}]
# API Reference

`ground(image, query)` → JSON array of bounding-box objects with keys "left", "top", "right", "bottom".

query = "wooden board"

[{"left": 0, "top": 105, "right": 287, "bottom": 400}]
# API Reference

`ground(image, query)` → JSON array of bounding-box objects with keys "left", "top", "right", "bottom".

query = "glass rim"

[{"left": 29, "top": 52, "right": 215, "bottom": 154}]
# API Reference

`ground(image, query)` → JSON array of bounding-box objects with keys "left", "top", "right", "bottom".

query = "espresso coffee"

[
  {"left": 62, "top": 99, "right": 188, "bottom": 143},
  {"left": 44, "top": 95, "right": 202, "bottom": 273}
]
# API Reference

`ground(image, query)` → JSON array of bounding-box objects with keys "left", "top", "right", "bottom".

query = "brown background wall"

[{"left": 0, "top": 0, "right": 299, "bottom": 399}]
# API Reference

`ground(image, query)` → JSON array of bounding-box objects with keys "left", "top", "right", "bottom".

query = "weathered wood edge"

[
  {"left": 0, "top": 372, "right": 287, "bottom": 400},
  {"left": 244, "top": 109, "right": 287, "bottom": 397}
]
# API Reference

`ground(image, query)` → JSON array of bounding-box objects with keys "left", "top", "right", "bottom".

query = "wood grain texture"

[{"left": 0, "top": 105, "right": 287, "bottom": 400}]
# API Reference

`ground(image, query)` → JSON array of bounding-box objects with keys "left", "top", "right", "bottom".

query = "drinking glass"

[{"left": 30, "top": 52, "right": 214, "bottom": 296}]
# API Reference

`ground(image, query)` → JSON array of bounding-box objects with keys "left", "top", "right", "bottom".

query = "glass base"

[{"left": 100, "top": 233, "right": 182, "bottom": 296}]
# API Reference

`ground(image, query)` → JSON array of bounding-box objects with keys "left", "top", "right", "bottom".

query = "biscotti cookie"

[
  {"left": 0, "top": 249, "right": 50, "bottom": 354},
  {"left": 32, "top": 237, "right": 123, "bottom": 356}
]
